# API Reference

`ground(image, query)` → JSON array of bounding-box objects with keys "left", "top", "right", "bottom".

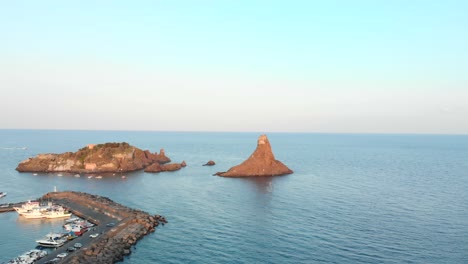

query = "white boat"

[
  {"left": 13, "top": 200, "right": 50, "bottom": 215},
  {"left": 74, "top": 174, "right": 81, "bottom": 177},
  {"left": 18, "top": 203, "right": 70, "bottom": 219},
  {"left": 96, "top": 175, "right": 102, "bottom": 179},
  {"left": 14, "top": 200, "right": 40, "bottom": 214},
  {"left": 36, "top": 237, "right": 66, "bottom": 248},
  {"left": 65, "top": 217, "right": 80, "bottom": 223},
  {"left": 44, "top": 208, "right": 72, "bottom": 219},
  {"left": 36, "top": 233, "right": 66, "bottom": 247},
  {"left": 0, "top": 192, "right": 6, "bottom": 198},
  {"left": 21, "top": 208, "right": 45, "bottom": 219}
]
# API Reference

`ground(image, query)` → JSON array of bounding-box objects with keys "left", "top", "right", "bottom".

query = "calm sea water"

[{"left": 0, "top": 130, "right": 467, "bottom": 263}]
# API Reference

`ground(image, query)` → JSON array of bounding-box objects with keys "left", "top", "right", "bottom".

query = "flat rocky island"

[
  {"left": 36, "top": 191, "right": 167, "bottom": 264},
  {"left": 16, "top": 142, "right": 171, "bottom": 174}
]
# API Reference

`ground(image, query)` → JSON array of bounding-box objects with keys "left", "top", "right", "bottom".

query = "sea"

[{"left": 0, "top": 130, "right": 467, "bottom": 264}]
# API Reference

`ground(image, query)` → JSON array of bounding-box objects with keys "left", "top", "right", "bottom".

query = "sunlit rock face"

[
  {"left": 216, "top": 135, "right": 293, "bottom": 177},
  {"left": 16, "top": 142, "right": 170, "bottom": 174}
]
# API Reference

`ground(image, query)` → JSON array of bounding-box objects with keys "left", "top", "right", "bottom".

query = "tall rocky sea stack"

[{"left": 216, "top": 135, "right": 293, "bottom": 177}]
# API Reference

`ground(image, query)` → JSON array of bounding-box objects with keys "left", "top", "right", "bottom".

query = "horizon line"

[{"left": 0, "top": 128, "right": 467, "bottom": 136}]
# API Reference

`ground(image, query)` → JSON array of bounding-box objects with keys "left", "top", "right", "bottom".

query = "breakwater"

[
  {"left": 41, "top": 191, "right": 167, "bottom": 263},
  {"left": 1, "top": 191, "right": 167, "bottom": 264}
]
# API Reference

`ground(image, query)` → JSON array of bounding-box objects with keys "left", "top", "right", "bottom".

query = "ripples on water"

[{"left": 0, "top": 131, "right": 467, "bottom": 263}]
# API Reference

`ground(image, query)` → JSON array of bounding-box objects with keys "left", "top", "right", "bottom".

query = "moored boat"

[
  {"left": 44, "top": 206, "right": 72, "bottom": 219},
  {"left": 21, "top": 208, "right": 45, "bottom": 219},
  {"left": 0, "top": 192, "right": 6, "bottom": 198},
  {"left": 17, "top": 203, "right": 71, "bottom": 219},
  {"left": 13, "top": 200, "right": 51, "bottom": 215},
  {"left": 65, "top": 217, "right": 80, "bottom": 223},
  {"left": 36, "top": 233, "right": 66, "bottom": 248}
]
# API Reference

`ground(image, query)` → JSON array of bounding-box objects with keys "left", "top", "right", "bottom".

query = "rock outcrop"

[
  {"left": 16, "top": 142, "right": 171, "bottom": 174},
  {"left": 215, "top": 135, "right": 293, "bottom": 177},
  {"left": 203, "top": 160, "right": 216, "bottom": 166},
  {"left": 144, "top": 161, "right": 187, "bottom": 173}
]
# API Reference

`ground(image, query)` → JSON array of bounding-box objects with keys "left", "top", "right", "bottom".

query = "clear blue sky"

[{"left": 1, "top": 0, "right": 467, "bottom": 134}]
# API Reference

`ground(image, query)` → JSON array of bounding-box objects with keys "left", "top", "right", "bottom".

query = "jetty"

[
  {"left": 1, "top": 191, "right": 167, "bottom": 264},
  {"left": 0, "top": 202, "right": 21, "bottom": 213}
]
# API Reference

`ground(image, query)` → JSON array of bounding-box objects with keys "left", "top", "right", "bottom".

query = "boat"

[
  {"left": 36, "top": 238, "right": 65, "bottom": 248},
  {"left": 13, "top": 200, "right": 50, "bottom": 215},
  {"left": 63, "top": 221, "right": 90, "bottom": 235},
  {"left": 14, "top": 200, "right": 40, "bottom": 214},
  {"left": 21, "top": 208, "right": 45, "bottom": 219},
  {"left": 44, "top": 205, "right": 71, "bottom": 217},
  {"left": 74, "top": 174, "right": 81, "bottom": 177},
  {"left": 96, "top": 175, "right": 102, "bottom": 179},
  {"left": 36, "top": 233, "right": 66, "bottom": 248},
  {"left": 0, "top": 192, "right": 6, "bottom": 198},
  {"left": 65, "top": 217, "right": 80, "bottom": 223},
  {"left": 44, "top": 207, "right": 72, "bottom": 219},
  {"left": 18, "top": 204, "right": 70, "bottom": 219}
]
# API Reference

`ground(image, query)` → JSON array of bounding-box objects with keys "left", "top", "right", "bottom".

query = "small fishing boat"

[{"left": 0, "top": 192, "right": 6, "bottom": 198}]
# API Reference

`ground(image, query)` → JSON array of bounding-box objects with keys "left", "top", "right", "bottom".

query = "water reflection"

[
  {"left": 242, "top": 177, "right": 274, "bottom": 193},
  {"left": 16, "top": 216, "right": 65, "bottom": 232}
]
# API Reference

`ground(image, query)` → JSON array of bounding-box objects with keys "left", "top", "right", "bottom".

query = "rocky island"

[
  {"left": 215, "top": 135, "right": 293, "bottom": 177},
  {"left": 16, "top": 142, "right": 171, "bottom": 174}
]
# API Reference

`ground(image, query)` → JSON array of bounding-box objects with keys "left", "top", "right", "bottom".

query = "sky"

[{"left": 0, "top": 0, "right": 467, "bottom": 134}]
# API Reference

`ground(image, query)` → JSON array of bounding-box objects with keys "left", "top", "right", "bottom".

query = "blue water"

[{"left": 0, "top": 130, "right": 467, "bottom": 263}]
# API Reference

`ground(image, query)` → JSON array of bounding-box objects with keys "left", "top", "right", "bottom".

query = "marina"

[{"left": 0, "top": 191, "right": 167, "bottom": 263}]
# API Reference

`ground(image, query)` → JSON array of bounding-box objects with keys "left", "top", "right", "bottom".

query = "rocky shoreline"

[{"left": 38, "top": 191, "right": 167, "bottom": 264}]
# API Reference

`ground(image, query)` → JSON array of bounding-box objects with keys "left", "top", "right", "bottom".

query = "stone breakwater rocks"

[
  {"left": 16, "top": 142, "right": 171, "bottom": 174},
  {"left": 215, "top": 135, "right": 293, "bottom": 177},
  {"left": 42, "top": 191, "right": 167, "bottom": 264},
  {"left": 144, "top": 161, "right": 187, "bottom": 173}
]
